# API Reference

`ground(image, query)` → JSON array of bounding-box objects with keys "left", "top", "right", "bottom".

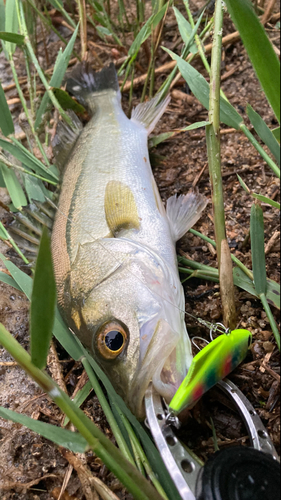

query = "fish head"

[{"left": 78, "top": 242, "right": 191, "bottom": 419}]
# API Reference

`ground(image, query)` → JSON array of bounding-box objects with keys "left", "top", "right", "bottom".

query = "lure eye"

[{"left": 96, "top": 321, "right": 128, "bottom": 360}]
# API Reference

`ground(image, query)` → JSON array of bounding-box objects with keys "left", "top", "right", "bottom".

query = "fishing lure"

[{"left": 169, "top": 328, "right": 252, "bottom": 414}]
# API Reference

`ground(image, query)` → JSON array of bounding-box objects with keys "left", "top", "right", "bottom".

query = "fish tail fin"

[
  {"left": 131, "top": 93, "right": 171, "bottom": 135},
  {"left": 66, "top": 62, "right": 120, "bottom": 110}
]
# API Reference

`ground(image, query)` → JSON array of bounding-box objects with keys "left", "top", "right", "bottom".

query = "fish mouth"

[{"left": 128, "top": 319, "right": 189, "bottom": 419}]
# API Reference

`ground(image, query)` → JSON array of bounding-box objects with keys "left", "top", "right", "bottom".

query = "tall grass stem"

[{"left": 205, "top": 0, "right": 236, "bottom": 328}]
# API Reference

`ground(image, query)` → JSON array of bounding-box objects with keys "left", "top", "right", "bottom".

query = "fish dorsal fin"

[
  {"left": 131, "top": 93, "right": 171, "bottom": 135},
  {"left": 166, "top": 191, "right": 208, "bottom": 242},
  {"left": 104, "top": 180, "right": 140, "bottom": 236},
  {"left": 52, "top": 110, "right": 83, "bottom": 173}
]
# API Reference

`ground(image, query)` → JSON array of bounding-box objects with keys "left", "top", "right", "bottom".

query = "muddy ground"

[{"left": 0, "top": 2, "right": 280, "bottom": 499}]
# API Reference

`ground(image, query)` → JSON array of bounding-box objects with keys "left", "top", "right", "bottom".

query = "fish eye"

[{"left": 96, "top": 321, "right": 128, "bottom": 360}]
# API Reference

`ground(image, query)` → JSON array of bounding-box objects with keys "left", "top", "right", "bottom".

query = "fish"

[{"left": 51, "top": 63, "right": 207, "bottom": 419}]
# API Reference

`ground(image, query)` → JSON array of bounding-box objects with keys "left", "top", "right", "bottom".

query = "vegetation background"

[{"left": 0, "top": 0, "right": 280, "bottom": 499}]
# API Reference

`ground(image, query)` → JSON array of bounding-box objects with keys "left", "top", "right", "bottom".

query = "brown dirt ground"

[{"left": 0, "top": 2, "right": 280, "bottom": 499}]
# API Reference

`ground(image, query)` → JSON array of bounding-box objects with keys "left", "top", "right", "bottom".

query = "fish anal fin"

[
  {"left": 52, "top": 110, "right": 83, "bottom": 173},
  {"left": 166, "top": 191, "right": 208, "bottom": 242},
  {"left": 131, "top": 93, "right": 171, "bottom": 135},
  {"left": 104, "top": 181, "right": 140, "bottom": 236}
]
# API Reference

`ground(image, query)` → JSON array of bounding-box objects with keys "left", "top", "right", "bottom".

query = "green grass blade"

[
  {"left": 259, "top": 293, "right": 280, "bottom": 350},
  {"left": 82, "top": 358, "right": 136, "bottom": 467},
  {"left": 63, "top": 380, "right": 93, "bottom": 426},
  {"left": 251, "top": 193, "right": 280, "bottom": 210},
  {"left": 181, "top": 229, "right": 280, "bottom": 309},
  {"left": 182, "top": 120, "right": 210, "bottom": 131},
  {"left": 4, "top": 0, "right": 18, "bottom": 55},
  {"left": 0, "top": 0, "right": 5, "bottom": 31},
  {"left": 0, "top": 31, "right": 24, "bottom": 44},
  {"left": 149, "top": 121, "right": 210, "bottom": 148},
  {"left": 247, "top": 104, "right": 280, "bottom": 165},
  {"left": 163, "top": 48, "right": 243, "bottom": 129},
  {"left": 267, "top": 279, "right": 280, "bottom": 310},
  {"left": 35, "top": 25, "right": 79, "bottom": 129},
  {"left": 0, "top": 251, "right": 32, "bottom": 296},
  {"left": 48, "top": 0, "right": 76, "bottom": 28},
  {"left": 224, "top": 0, "right": 280, "bottom": 123},
  {"left": 0, "top": 406, "right": 89, "bottom": 453},
  {"left": 53, "top": 310, "right": 83, "bottom": 360},
  {"left": 0, "top": 80, "right": 14, "bottom": 136},
  {"left": 173, "top": 6, "right": 197, "bottom": 54},
  {"left": 250, "top": 203, "right": 267, "bottom": 296},
  {"left": 237, "top": 175, "right": 280, "bottom": 209},
  {"left": 0, "top": 161, "right": 27, "bottom": 209},
  {"left": 0, "top": 137, "right": 59, "bottom": 181},
  {"left": 52, "top": 87, "right": 86, "bottom": 113},
  {"left": 0, "top": 221, "right": 29, "bottom": 264},
  {"left": 237, "top": 174, "right": 250, "bottom": 193},
  {"left": 272, "top": 126, "right": 280, "bottom": 143},
  {"left": 239, "top": 123, "right": 280, "bottom": 178},
  {"left": 128, "top": 3, "right": 167, "bottom": 59},
  {"left": 78, "top": 341, "right": 183, "bottom": 500},
  {"left": 23, "top": 175, "right": 49, "bottom": 203},
  {"left": 30, "top": 227, "right": 56, "bottom": 369},
  {"left": 0, "top": 271, "right": 21, "bottom": 290}
]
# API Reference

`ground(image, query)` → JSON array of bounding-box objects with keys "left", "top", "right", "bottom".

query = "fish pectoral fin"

[
  {"left": 131, "top": 93, "right": 170, "bottom": 135},
  {"left": 166, "top": 191, "right": 208, "bottom": 242},
  {"left": 52, "top": 110, "right": 83, "bottom": 172},
  {"left": 104, "top": 180, "right": 140, "bottom": 236}
]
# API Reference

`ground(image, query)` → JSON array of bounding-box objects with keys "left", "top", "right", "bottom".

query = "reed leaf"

[
  {"left": 0, "top": 161, "right": 27, "bottom": 209},
  {"left": 52, "top": 87, "right": 86, "bottom": 114},
  {"left": 0, "top": 271, "right": 21, "bottom": 290},
  {"left": 173, "top": 7, "right": 197, "bottom": 54},
  {"left": 0, "top": 81, "right": 14, "bottom": 136},
  {"left": 224, "top": 0, "right": 280, "bottom": 123},
  {"left": 35, "top": 25, "right": 79, "bottom": 129},
  {"left": 0, "top": 31, "right": 24, "bottom": 44},
  {"left": 4, "top": 0, "right": 18, "bottom": 55},
  {"left": 251, "top": 194, "right": 280, "bottom": 210},
  {"left": 237, "top": 175, "right": 280, "bottom": 210},
  {"left": 0, "top": 138, "right": 59, "bottom": 182},
  {"left": 30, "top": 227, "right": 56, "bottom": 369},
  {"left": 0, "top": 407, "right": 89, "bottom": 453},
  {"left": 247, "top": 105, "right": 280, "bottom": 166},
  {"left": 249, "top": 203, "right": 279, "bottom": 349},
  {"left": 272, "top": 126, "right": 280, "bottom": 143},
  {"left": 250, "top": 202, "right": 267, "bottom": 296},
  {"left": 163, "top": 48, "right": 242, "bottom": 129},
  {"left": 63, "top": 380, "right": 93, "bottom": 426}
]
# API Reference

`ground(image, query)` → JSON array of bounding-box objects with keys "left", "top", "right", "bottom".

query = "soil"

[{"left": 0, "top": 2, "right": 280, "bottom": 499}]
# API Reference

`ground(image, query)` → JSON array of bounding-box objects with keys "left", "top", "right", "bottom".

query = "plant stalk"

[{"left": 205, "top": 0, "right": 236, "bottom": 328}]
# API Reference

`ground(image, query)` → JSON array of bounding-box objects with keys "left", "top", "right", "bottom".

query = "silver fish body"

[{"left": 52, "top": 64, "right": 207, "bottom": 418}]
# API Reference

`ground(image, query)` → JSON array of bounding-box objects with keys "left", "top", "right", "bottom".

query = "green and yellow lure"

[{"left": 169, "top": 329, "right": 252, "bottom": 414}]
